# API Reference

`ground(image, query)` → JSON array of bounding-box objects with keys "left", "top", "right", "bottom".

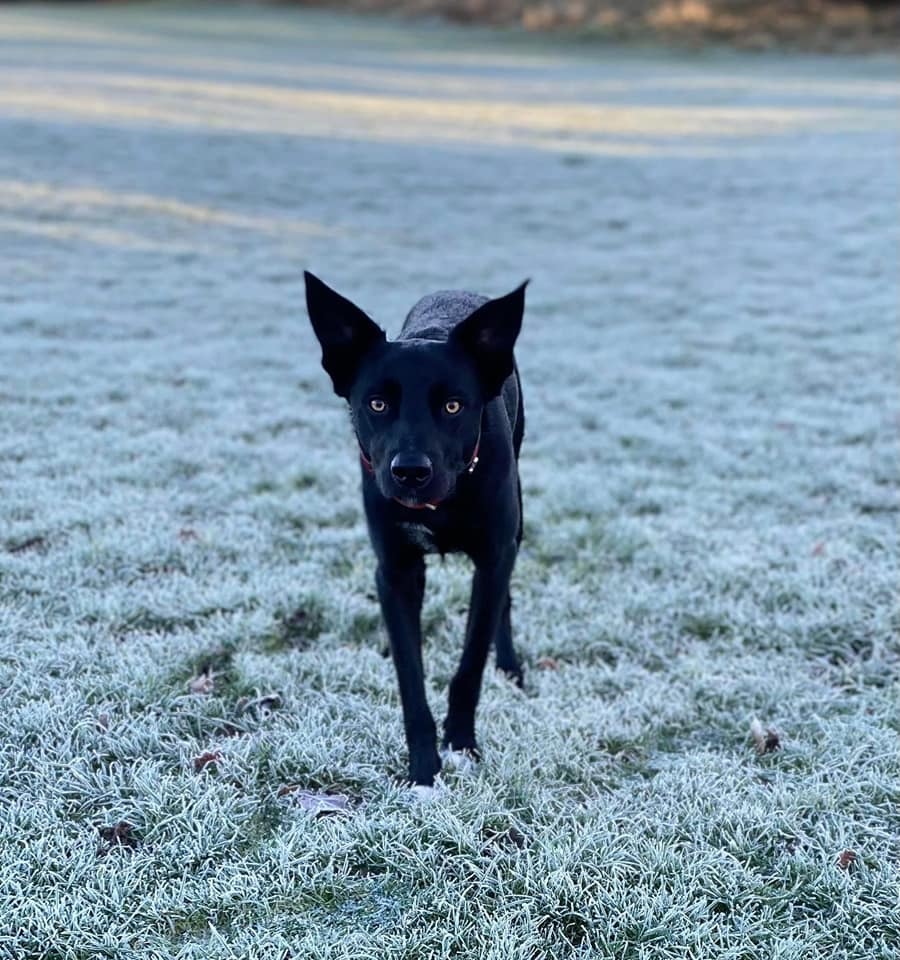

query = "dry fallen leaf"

[
  {"left": 504, "top": 826, "right": 526, "bottom": 848},
  {"left": 97, "top": 820, "right": 139, "bottom": 855},
  {"left": 836, "top": 849, "right": 857, "bottom": 870},
  {"left": 481, "top": 825, "right": 528, "bottom": 857},
  {"left": 537, "top": 657, "right": 560, "bottom": 671},
  {"left": 188, "top": 672, "right": 217, "bottom": 695},
  {"left": 750, "top": 718, "right": 781, "bottom": 754},
  {"left": 193, "top": 750, "right": 221, "bottom": 773},
  {"left": 236, "top": 693, "right": 281, "bottom": 717},
  {"left": 277, "top": 786, "right": 351, "bottom": 817}
]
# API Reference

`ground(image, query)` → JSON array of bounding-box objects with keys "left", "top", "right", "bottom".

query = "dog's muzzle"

[{"left": 389, "top": 453, "right": 433, "bottom": 490}]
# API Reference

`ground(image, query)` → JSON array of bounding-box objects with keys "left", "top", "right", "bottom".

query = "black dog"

[{"left": 305, "top": 272, "right": 527, "bottom": 787}]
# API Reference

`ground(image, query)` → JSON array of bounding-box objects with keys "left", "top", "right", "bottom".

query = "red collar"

[{"left": 359, "top": 448, "right": 375, "bottom": 475}]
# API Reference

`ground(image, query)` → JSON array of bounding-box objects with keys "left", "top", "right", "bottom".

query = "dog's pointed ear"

[
  {"left": 451, "top": 281, "right": 528, "bottom": 399},
  {"left": 304, "top": 271, "right": 385, "bottom": 398}
]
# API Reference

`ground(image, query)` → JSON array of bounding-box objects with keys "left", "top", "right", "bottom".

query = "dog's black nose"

[{"left": 390, "top": 453, "right": 433, "bottom": 489}]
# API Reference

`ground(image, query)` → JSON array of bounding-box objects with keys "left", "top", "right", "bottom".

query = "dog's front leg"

[
  {"left": 376, "top": 556, "right": 440, "bottom": 786},
  {"left": 443, "top": 541, "right": 517, "bottom": 757}
]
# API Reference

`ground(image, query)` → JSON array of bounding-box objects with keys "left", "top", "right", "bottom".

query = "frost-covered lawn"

[{"left": 0, "top": 4, "right": 898, "bottom": 958}]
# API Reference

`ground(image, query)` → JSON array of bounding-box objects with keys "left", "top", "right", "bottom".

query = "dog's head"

[{"left": 304, "top": 272, "right": 526, "bottom": 509}]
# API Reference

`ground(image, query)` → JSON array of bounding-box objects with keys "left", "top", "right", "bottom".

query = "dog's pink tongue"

[{"left": 396, "top": 498, "right": 440, "bottom": 511}]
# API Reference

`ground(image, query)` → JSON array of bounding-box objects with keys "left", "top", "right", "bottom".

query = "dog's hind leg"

[
  {"left": 494, "top": 473, "right": 524, "bottom": 686},
  {"left": 494, "top": 592, "right": 523, "bottom": 688}
]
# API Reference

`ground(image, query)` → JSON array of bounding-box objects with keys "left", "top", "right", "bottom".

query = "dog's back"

[
  {"left": 400, "top": 290, "right": 488, "bottom": 342},
  {"left": 402, "top": 292, "right": 523, "bottom": 459}
]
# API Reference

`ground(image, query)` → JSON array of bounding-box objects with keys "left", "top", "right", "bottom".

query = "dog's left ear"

[
  {"left": 451, "top": 281, "right": 528, "bottom": 399},
  {"left": 304, "top": 271, "right": 386, "bottom": 398}
]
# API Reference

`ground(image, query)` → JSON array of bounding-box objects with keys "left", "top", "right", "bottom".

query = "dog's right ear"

[{"left": 304, "top": 271, "right": 385, "bottom": 398}]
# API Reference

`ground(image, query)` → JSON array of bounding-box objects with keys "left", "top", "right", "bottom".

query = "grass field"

[{"left": 0, "top": 4, "right": 898, "bottom": 957}]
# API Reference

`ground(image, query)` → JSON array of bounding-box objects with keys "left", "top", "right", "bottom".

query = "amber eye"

[
  {"left": 444, "top": 399, "right": 462, "bottom": 415},
  {"left": 369, "top": 397, "right": 387, "bottom": 413}
]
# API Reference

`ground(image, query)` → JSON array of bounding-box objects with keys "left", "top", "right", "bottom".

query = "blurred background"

[{"left": 9, "top": 1, "right": 900, "bottom": 50}]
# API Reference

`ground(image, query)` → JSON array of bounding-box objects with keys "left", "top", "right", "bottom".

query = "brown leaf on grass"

[
  {"left": 235, "top": 693, "right": 282, "bottom": 717},
  {"left": 178, "top": 527, "right": 199, "bottom": 542},
  {"left": 193, "top": 750, "right": 221, "bottom": 773},
  {"left": 95, "top": 712, "right": 111, "bottom": 732},
  {"left": 284, "top": 607, "right": 309, "bottom": 630},
  {"left": 537, "top": 657, "right": 560, "bottom": 671},
  {"left": 481, "top": 825, "right": 528, "bottom": 857},
  {"left": 97, "top": 820, "right": 139, "bottom": 855},
  {"left": 188, "top": 671, "right": 217, "bottom": 695},
  {"left": 811, "top": 541, "right": 826, "bottom": 557},
  {"left": 837, "top": 849, "right": 857, "bottom": 870},
  {"left": 277, "top": 786, "right": 352, "bottom": 817},
  {"left": 504, "top": 826, "right": 527, "bottom": 848},
  {"left": 750, "top": 718, "right": 781, "bottom": 754},
  {"left": 274, "top": 605, "right": 326, "bottom": 651},
  {"left": 216, "top": 721, "right": 242, "bottom": 739}
]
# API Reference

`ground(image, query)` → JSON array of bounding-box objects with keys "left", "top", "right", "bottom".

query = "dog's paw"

[
  {"left": 407, "top": 780, "right": 445, "bottom": 803},
  {"left": 440, "top": 747, "right": 479, "bottom": 776},
  {"left": 497, "top": 666, "right": 524, "bottom": 689}
]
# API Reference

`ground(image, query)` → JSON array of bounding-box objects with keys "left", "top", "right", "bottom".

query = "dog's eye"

[
  {"left": 369, "top": 397, "right": 387, "bottom": 413},
  {"left": 444, "top": 400, "right": 462, "bottom": 415}
]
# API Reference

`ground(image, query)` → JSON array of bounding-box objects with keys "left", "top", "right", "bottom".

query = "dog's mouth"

[{"left": 393, "top": 497, "right": 441, "bottom": 511}]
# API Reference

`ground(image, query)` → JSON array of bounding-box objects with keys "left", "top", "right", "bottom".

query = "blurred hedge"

[
  {"left": 277, "top": 0, "right": 900, "bottom": 48},
  {"left": 15, "top": 1, "right": 897, "bottom": 49}
]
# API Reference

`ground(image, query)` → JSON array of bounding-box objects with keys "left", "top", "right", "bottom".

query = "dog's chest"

[{"left": 398, "top": 521, "right": 439, "bottom": 553}]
